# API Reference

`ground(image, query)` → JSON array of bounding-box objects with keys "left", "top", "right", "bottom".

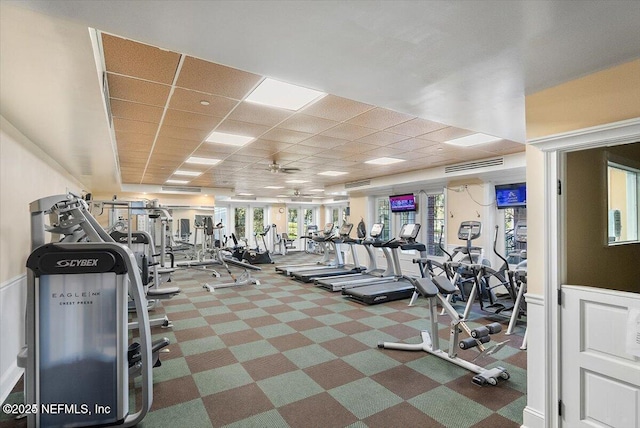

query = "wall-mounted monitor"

[
  {"left": 495, "top": 183, "right": 527, "bottom": 209},
  {"left": 389, "top": 194, "right": 416, "bottom": 212}
]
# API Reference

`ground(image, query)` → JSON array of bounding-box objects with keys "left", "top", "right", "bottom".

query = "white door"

[{"left": 561, "top": 285, "right": 640, "bottom": 427}]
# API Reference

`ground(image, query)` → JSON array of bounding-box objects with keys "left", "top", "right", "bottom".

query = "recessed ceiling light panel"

[
  {"left": 318, "top": 171, "right": 348, "bottom": 176},
  {"left": 205, "top": 131, "right": 254, "bottom": 146},
  {"left": 364, "top": 157, "right": 405, "bottom": 165},
  {"left": 185, "top": 157, "right": 221, "bottom": 165},
  {"left": 246, "top": 78, "right": 325, "bottom": 110},
  {"left": 264, "top": 186, "right": 284, "bottom": 189},
  {"left": 166, "top": 179, "right": 189, "bottom": 185},
  {"left": 286, "top": 179, "right": 309, "bottom": 184},
  {"left": 444, "top": 133, "right": 502, "bottom": 147},
  {"left": 309, "top": 189, "right": 324, "bottom": 192},
  {"left": 174, "top": 170, "right": 202, "bottom": 176}
]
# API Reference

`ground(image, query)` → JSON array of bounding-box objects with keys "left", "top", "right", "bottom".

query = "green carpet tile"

[{"left": 1, "top": 251, "right": 527, "bottom": 428}]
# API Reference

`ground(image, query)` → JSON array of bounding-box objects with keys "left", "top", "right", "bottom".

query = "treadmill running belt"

[{"left": 342, "top": 280, "right": 415, "bottom": 305}]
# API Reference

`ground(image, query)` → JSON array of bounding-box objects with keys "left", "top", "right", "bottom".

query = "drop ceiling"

[{"left": 1, "top": 1, "right": 639, "bottom": 198}]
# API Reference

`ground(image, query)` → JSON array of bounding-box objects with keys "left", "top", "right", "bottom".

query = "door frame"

[{"left": 527, "top": 117, "right": 640, "bottom": 427}]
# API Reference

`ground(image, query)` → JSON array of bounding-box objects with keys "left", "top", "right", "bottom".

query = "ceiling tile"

[
  {"left": 110, "top": 99, "right": 163, "bottom": 123},
  {"left": 278, "top": 113, "right": 339, "bottom": 134},
  {"left": 113, "top": 118, "right": 158, "bottom": 135},
  {"left": 355, "top": 131, "right": 408, "bottom": 146},
  {"left": 251, "top": 139, "right": 293, "bottom": 153},
  {"left": 159, "top": 124, "right": 209, "bottom": 142},
  {"left": 227, "top": 102, "right": 292, "bottom": 127},
  {"left": 302, "top": 95, "right": 374, "bottom": 122},
  {"left": 332, "top": 142, "right": 378, "bottom": 154},
  {"left": 260, "top": 128, "right": 313, "bottom": 144},
  {"left": 346, "top": 107, "right": 415, "bottom": 130},
  {"left": 297, "top": 135, "right": 349, "bottom": 149},
  {"left": 235, "top": 146, "right": 281, "bottom": 158},
  {"left": 320, "top": 123, "right": 376, "bottom": 140},
  {"left": 385, "top": 118, "right": 449, "bottom": 137},
  {"left": 388, "top": 137, "right": 438, "bottom": 151},
  {"left": 106, "top": 73, "right": 170, "bottom": 107},
  {"left": 360, "top": 146, "right": 410, "bottom": 158},
  {"left": 169, "top": 88, "right": 238, "bottom": 116},
  {"left": 176, "top": 56, "right": 262, "bottom": 99},
  {"left": 191, "top": 145, "right": 237, "bottom": 158},
  {"left": 418, "top": 126, "right": 475, "bottom": 142},
  {"left": 163, "top": 109, "right": 222, "bottom": 131},
  {"left": 215, "top": 119, "right": 270, "bottom": 138},
  {"left": 278, "top": 144, "right": 325, "bottom": 155},
  {"left": 102, "top": 34, "right": 180, "bottom": 84},
  {"left": 115, "top": 132, "right": 154, "bottom": 152}
]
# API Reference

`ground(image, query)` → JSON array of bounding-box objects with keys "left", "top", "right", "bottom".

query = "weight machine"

[{"left": 18, "top": 194, "right": 166, "bottom": 427}]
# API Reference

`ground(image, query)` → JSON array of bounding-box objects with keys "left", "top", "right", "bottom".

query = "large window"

[
  {"left": 253, "top": 207, "right": 265, "bottom": 235},
  {"left": 426, "top": 193, "right": 445, "bottom": 256},
  {"left": 376, "top": 197, "right": 391, "bottom": 241},
  {"left": 287, "top": 208, "right": 298, "bottom": 237},
  {"left": 234, "top": 207, "right": 246, "bottom": 238},
  {"left": 303, "top": 208, "right": 314, "bottom": 229},
  {"left": 504, "top": 207, "right": 527, "bottom": 255}
]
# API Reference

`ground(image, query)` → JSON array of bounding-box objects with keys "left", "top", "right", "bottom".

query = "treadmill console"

[
  {"left": 338, "top": 223, "right": 354, "bottom": 236},
  {"left": 370, "top": 223, "right": 383, "bottom": 238},
  {"left": 322, "top": 223, "right": 334, "bottom": 235},
  {"left": 399, "top": 223, "right": 421, "bottom": 241}
]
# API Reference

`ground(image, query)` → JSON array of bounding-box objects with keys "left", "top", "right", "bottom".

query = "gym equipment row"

[{"left": 18, "top": 194, "right": 172, "bottom": 427}]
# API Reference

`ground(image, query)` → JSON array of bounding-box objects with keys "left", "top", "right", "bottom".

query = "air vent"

[
  {"left": 235, "top": 195, "right": 257, "bottom": 201},
  {"left": 161, "top": 186, "right": 202, "bottom": 193},
  {"left": 345, "top": 179, "right": 371, "bottom": 189},
  {"left": 445, "top": 158, "right": 504, "bottom": 174},
  {"left": 333, "top": 195, "right": 349, "bottom": 201}
]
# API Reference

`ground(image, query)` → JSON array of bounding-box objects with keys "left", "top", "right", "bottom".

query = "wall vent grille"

[{"left": 445, "top": 158, "right": 504, "bottom": 173}]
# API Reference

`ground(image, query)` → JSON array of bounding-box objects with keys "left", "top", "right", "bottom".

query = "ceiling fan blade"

[{"left": 281, "top": 168, "right": 301, "bottom": 174}]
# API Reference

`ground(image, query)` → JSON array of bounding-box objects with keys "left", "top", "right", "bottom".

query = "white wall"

[{"left": 0, "top": 116, "right": 86, "bottom": 403}]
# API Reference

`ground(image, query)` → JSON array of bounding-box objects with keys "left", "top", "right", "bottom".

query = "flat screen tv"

[
  {"left": 389, "top": 194, "right": 416, "bottom": 212},
  {"left": 495, "top": 183, "right": 527, "bottom": 209}
]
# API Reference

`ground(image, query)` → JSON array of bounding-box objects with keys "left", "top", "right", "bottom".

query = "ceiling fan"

[
  {"left": 266, "top": 161, "right": 301, "bottom": 174},
  {"left": 290, "top": 189, "right": 313, "bottom": 200}
]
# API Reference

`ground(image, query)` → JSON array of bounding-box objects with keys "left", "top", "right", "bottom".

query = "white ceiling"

[{"left": 1, "top": 1, "right": 639, "bottom": 195}]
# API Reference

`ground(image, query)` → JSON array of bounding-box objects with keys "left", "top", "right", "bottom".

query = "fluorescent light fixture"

[
  {"left": 185, "top": 156, "right": 221, "bottom": 165},
  {"left": 166, "top": 179, "right": 189, "bottom": 185},
  {"left": 309, "top": 189, "right": 324, "bottom": 192},
  {"left": 237, "top": 192, "right": 253, "bottom": 196},
  {"left": 205, "top": 131, "right": 254, "bottom": 146},
  {"left": 444, "top": 133, "right": 502, "bottom": 147},
  {"left": 276, "top": 194, "right": 289, "bottom": 198},
  {"left": 365, "top": 157, "right": 406, "bottom": 165},
  {"left": 286, "top": 179, "right": 309, "bottom": 184},
  {"left": 246, "top": 78, "right": 325, "bottom": 110},
  {"left": 174, "top": 170, "right": 202, "bottom": 177},
  {"left": 318, "top": 171, "right": 348, "bottom": 176},
  {"left": 264, "top": 186, "right": 284, "bottom": 189}
]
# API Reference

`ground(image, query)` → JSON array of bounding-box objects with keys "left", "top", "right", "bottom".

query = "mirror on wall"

[{"left": 607, "top": 155, "right": 639, "bottom": 245}]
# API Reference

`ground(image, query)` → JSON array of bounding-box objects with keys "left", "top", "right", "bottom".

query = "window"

[
  {"left": 214, "top": 206, "right": 228, "bottom": 231},
  {"left": 504, "top": 207, "right": 527, "bottom": 254},
  {"left": 253, "top": 207, "right": 265, "bottom": 233},
  {"left": 426, "top": 193, "right": 445, "bottom": 256},
  {"left": 608, "top": 160, "right": 639, "bottom": 244},
  {"left": 288, "top": 208, "right": 298, "bottom": 238},
  {"left": 331, "top": 208, "right": 339, "bottom": 226},
  {"left": 303, "top": 208, "right": 314, "bottom": 229},
  {"left": 376, "top": 197, "right": 390, "bottom": 241},
  {"left": 234, "top": 207, "right": 246, "bottom": 238}
]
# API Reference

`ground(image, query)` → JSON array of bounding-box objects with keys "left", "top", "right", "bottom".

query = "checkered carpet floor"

[{"left": 2, "top": 252, "right": 527, "bottom": 428}]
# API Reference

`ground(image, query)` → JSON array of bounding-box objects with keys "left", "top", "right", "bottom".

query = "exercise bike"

[{"left": 242, "top": 224, "right": 274, "bottom": 264}]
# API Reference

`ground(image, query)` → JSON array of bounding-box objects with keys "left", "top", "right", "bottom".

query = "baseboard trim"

[
  {"left": 522, "top": 405, "right": 545, "bottom": 428},
  {"left": 0, "top": 362, "right": 22, "bottom": 406}
]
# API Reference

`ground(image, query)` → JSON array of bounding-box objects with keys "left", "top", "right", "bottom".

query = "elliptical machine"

[{"left": 243, "top": 224, "right": 274, "bottom": 264}]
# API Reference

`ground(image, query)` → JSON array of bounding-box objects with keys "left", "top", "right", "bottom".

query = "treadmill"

[
  {"left": 274, "top": 222, "right": 336, "bottom": 275},
  {"left": 290, "top": 223, "right": 366, "bottom": 282},
  {"left": 315, "top": 223, "right": 395, "bottom": 291},
  {"left": 342, "top": 223, "right": 426, "bottom": 305}
]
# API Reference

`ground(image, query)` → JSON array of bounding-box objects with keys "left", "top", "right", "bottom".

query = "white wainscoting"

[
  {"left": 522, "top": 292, "right": 545, "bottom": 428},
  {"left": 561, "top": 285, "right": 640, "bottom": 428},
  {"left": 0, "top": 274, "right": 26, "bottom": 404}
]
